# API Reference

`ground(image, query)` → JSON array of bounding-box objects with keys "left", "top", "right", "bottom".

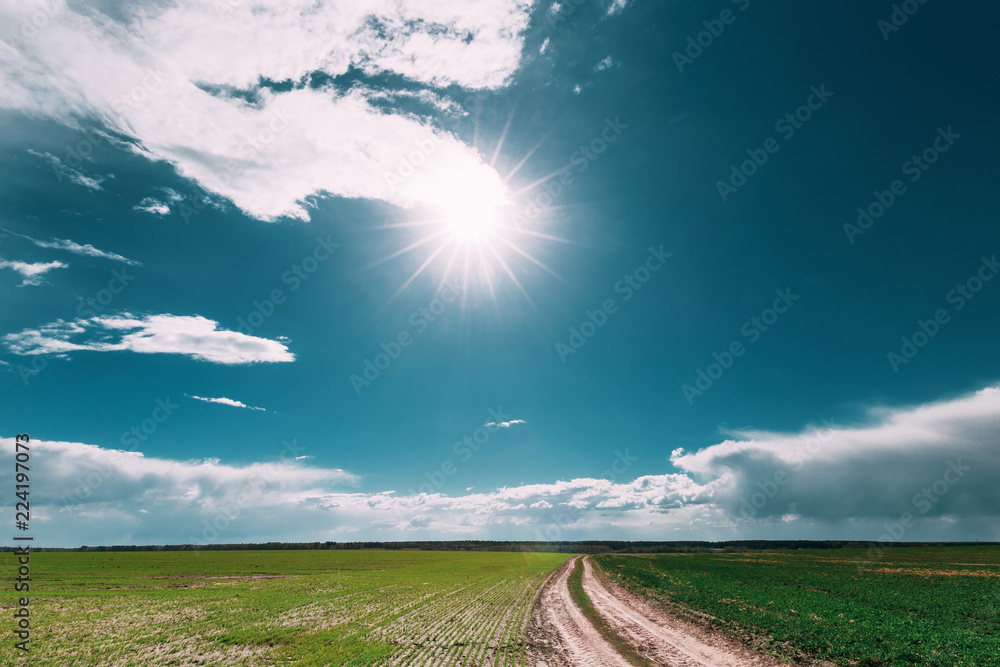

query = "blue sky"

[{"left": 2, "top": 0, "right": 999, "bottom": 547}]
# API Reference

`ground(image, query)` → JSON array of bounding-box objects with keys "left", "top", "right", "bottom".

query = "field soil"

[{"left": 525, "top": 556, "right": 786, "bottom": 667}]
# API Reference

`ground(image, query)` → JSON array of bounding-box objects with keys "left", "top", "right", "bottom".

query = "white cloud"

[
  {"left": 4, "top": 313, "right": 294, "bottom": 364},
  {"left": 484, "top": 418, "right": 527, "bottom": 428},
  {"left": 594, "top": 55, "right": 614, "bottom": 71},
  {"left": 0, "top": 0, "right": 537, "bottom": 221},
  {"left": 160, "top": 187, "right": 184, "bottom": 202},
  {"left": 26, "top": 149, "right": 104, "bottom": 190},
  {"left": 605, "top": 0, "right": 630, "bottom": 16},
  {"left": 539, "top": 37, "right": 550, "bottom": 54},
  {"left": 2, "top": 228, "right": 140, "bottom": 265},
  {"left": 134, "top": 197, "right": 170, "bottom": 215},
  {"left": 0, "top": 437, "right": 358, "bottom": 545},
  {"left": 12, "top": 387, "right": 1000, "bottom": 547},
  {"left": 0, "top": 257, "right": 68, "bottom": 286},
  {"left": 189, "top": 395, "right": 267, "bottom": 412},
  {"left": 8, "top": 436, "right": 707, "bottom": 546},
  {"left": 671, "top": 387, "right": 1000, "bottom": 529}
]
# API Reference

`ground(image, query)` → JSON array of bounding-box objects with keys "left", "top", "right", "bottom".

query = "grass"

[
  {"left": 566, "top": 557, "right": 654, "bottom": 667},
  {"left": 1, "top": 549, "right": 570, "bottom": 666},
  {"left": 595, "top": 545, "right": 1000, "bottom": 667}
]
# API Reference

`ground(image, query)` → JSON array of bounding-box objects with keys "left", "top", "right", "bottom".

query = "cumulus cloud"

[
  {"left": 672, "top": 387, "right": 1000, "bottom": 528},
  {"left": 2, "top": 228, "right": 140, "bottom": 265},
  {"left": 11, "top": 387, "right": 1000, "bottom": 547},
  {"left": 189, "top": 395, "right": 267, "bottom": 412},
  {"left": 0, "top": 0, "right": 535, "bottom": 221},
  {"left": 0, "top": 257, "right": 68, "bottom": 285},
  {"left": 4, "top": 313, "right": 294, "bottom": 364},
  {"left": 3, "top": 437, "right": 358, "bottom": 545},
  {"left": 9, "top": 436, "right": 708, "bottom": 547}
]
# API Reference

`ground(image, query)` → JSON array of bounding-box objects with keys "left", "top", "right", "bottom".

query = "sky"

[{"left": 1, "top": 0, "right": 999, "bottom": 548}]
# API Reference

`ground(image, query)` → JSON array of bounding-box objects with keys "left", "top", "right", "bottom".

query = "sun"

[
  {"left": 434, "top": 177, "right": 508, "bottom": 244},
  {"left": 371, "top": 108, "right": 570, "bottom": 305}
]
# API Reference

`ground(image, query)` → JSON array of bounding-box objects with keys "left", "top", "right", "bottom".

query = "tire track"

[
  {"left": 533, "top": 556, "right": 633, "bottom": 667},
  {"left": 580, "top": 558, "right": 787, "bottom": 667}
]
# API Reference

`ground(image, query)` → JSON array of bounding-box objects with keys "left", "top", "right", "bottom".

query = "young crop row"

[
  {"left": 4, "top": 550, "right": 568, "bottom": 666},
  {"left": 594, "top": 546, "right": 1000, "bottom": 667},
  {"left": 375, "top": 569, "right": 545, "bottom": 666}
]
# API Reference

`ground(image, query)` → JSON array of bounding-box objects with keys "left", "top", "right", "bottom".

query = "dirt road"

[{"left": 525, "top": 556, "right": 787, "bottom": 667}]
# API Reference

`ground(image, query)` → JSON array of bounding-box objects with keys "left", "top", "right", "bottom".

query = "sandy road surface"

[
  {"left": 526, "top": 556, "right": 788, "bottom": 667},
  {"left": 527, "top": 556, "right": 632, "bottom": 667}
]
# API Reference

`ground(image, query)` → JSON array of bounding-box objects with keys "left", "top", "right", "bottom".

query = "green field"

[
  {"left": 595, "top": 546, "right": 1000, "bottom": 666},
  {"left": 2, "top": 550, "right": 569, "bottom": 666}
]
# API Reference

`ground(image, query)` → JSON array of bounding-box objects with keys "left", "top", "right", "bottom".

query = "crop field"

[
  {"left": 595, "top": 546, "right": 1000, "bottom": 667},
  {"left": 1, "top": 549, "right": 569, "bottom": 666}
]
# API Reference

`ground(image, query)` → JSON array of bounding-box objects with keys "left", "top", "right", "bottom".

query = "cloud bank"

[
  {"left": 10, "top": 387, "right": 1000, "bottom": 547},
  {"left": 671, "top": 387, "right": 1000, "bottom": 528}
]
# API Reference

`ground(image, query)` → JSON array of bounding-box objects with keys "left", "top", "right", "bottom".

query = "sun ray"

[
  {"left": 477, "top": 242, "right": 499, "bottom": 307},
  {"left": 509, "top": 165, "right": 573, "bottom": 198},
  {"left": 388, "top": 235, "right": 457, "bottom": 304},
  {"left": 503, "top": 134, "right": 548, "bottom": 184},
  {"left": 436, "top": 238, "right": 464, "bottom": 293},
  {"left": 515, "top": 228, "right": 576, "bottom": 245},
  {"left": 484, "top": 242, "right": 534, "bottom": 307},
  {"left": 364, "top": 227, "right": 452, "bottom": 270},
  {"left": 369, "top": 218, "right": 451, "bottom": 231},
  {"left": 493, "top": 235, "right": 567, "bottom": 283},
  {"left": 490, "top": 102, "right": 518, "bottom": 168}
]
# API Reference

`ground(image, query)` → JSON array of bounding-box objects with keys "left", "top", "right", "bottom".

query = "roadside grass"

[{"left": 566, "top": 557, "right": 655, "bottom": 667}]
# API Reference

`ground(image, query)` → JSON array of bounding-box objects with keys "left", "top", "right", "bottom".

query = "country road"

[{"left": 526, "top": 556, "right": 788, "bottom": 667}]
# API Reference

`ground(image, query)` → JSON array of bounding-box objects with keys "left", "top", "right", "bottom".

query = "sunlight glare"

[{"left": 421, "top": 167, "right": 510, "bottom": 243}]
